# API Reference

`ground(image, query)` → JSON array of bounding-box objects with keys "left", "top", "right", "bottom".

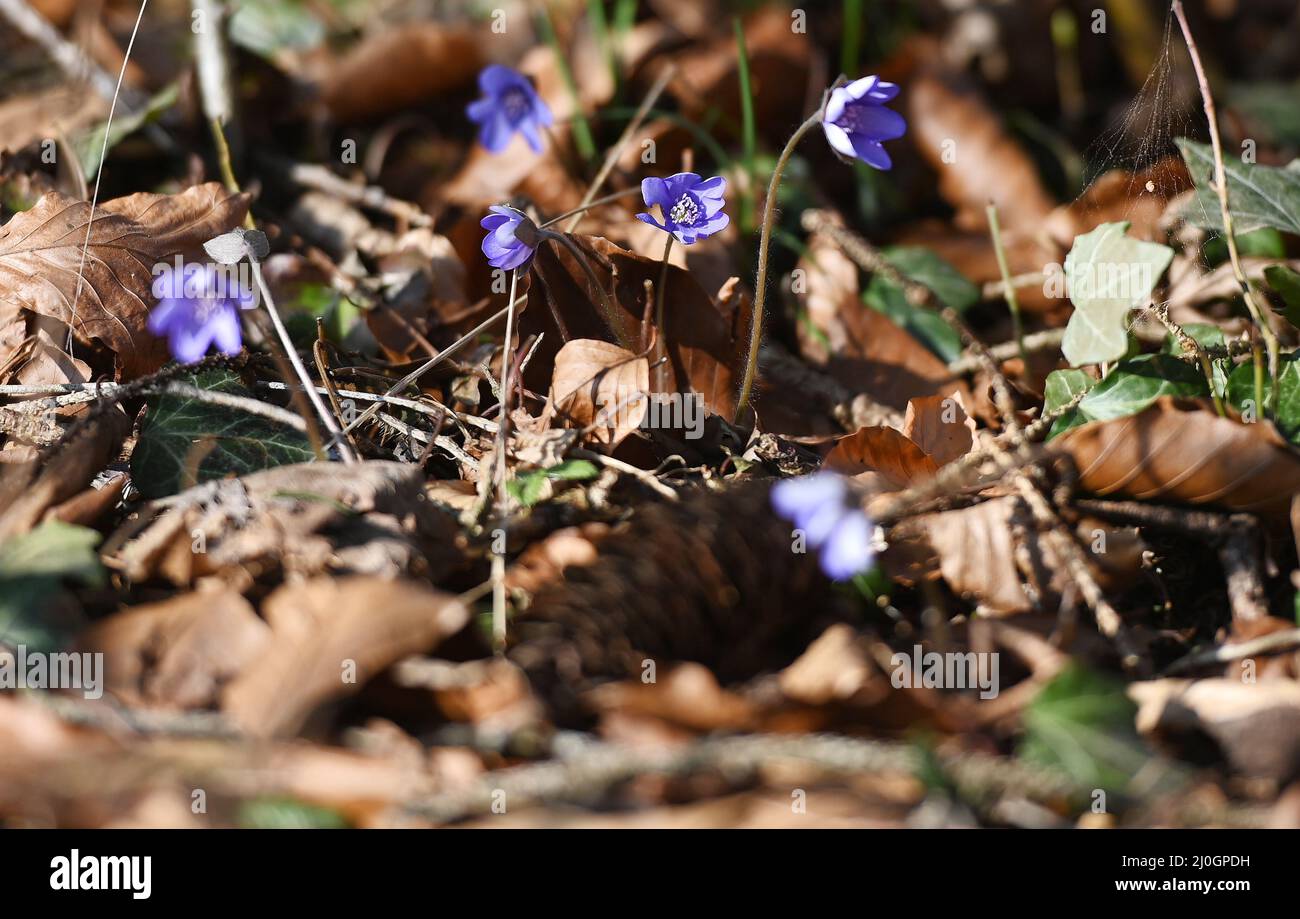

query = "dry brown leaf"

[
  {"left": 583, "top": 662, "right": 757, "bottom": 735},
  {"left": 0, "top": 408, "right": 129, "bottom": 541},
  {"left": 906, "top": 68, "right": 1056, "bottom": 232},
  {"left": 550, "top": 338, "right": 649, "bottom": 448},
  {"left": 1053, "top": 398, "right": 1300, "bottom": 518},
  {"left": 0, "top": 183, "right": 251, "bottom": 379},
  {"left": 106, "top": 460, "right": 456, "bottom": 586},
  {"left": 903, "top": 393, "right": 975, "bottom": 467},
  {"left": 824, "top": 425, "right": 939, "bottom": 489},
  {"left": 526, "top": 234, "right": 742, "bottom": 420},
  {"left": 222, "top": 576, "right": 469, "bottom": 737},
  {"left": 78, "top": 589, "right": 271, "bottom": 710},
  {"left": 1132, "top": 678, "right": 1300, "bottom": 783},
  {"left": 321, "top": 24, "right": 482, "bottom": 122}
]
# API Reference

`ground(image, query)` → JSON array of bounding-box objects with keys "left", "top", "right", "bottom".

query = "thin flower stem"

[
  {"left": 540, "top": 187, "right": 642, "bottom": 230},
  {"left": 1173, "top": 0, "right": 1278, "bottom": 414},
  {"left": 492, "top": 267, "right": 521, "bottom": 652},
  {"left": 734, "top": 110, "right": 824, "bottom": 425},
  {"left": 985, "top": 202, "right": 1026, "bottom": 367},
  {"left": 247, "top": 258, "right": 358, "bottom": 464},
  {"left": 540, "top": 229, "right": 633, "bottom": 349},
  {"left": 733, "top": 17, "right": 758, "bottom": 232},
  {"left": 655, "top": 234, "right": 673, "bottom": 391}
]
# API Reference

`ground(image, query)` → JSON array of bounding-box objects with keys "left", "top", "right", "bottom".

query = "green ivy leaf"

[
  {"left": 1061, "top": 222, "right": 1173, "bottom": 367},
  {"left": 230, "top": 0, "right": 327, "bottom": 58},
  {"left": 1043, "top": 368, "right": 1094, "bottom": 439},
  {"left": 131, "top": 370, "right": 315, "bottom": 499},
  {"left": 1264, "top": 265, "right": 1300, "bottom": 330},
  {"left": 1226, "top": 353, "right": 1300, "bottom": 441},
  {"left": 864, "top": 247, "right": 978, "bottom": 363},
  {"left": 1072, "top": 354, "right": 1207, "bottom": 422},
  {"left": 1177, "top": 138, "right": 1300, "bottom": 236}
]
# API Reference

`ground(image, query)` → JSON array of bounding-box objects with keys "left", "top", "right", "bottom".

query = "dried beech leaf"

[
  {"left": 550, "top": 339, "right": 649, "bottom": 448},
  {"left": 909, "top": 498, "right": 1031, "bottom": 614},
  {"left": 1053, "top": 398, "right": 1300, "bottom": 517},
  {"left": 903, "top": 393, "right": 975, "bottom": 467},
  {"left": 824, "top": 426, "right": 939, "bottom": 488},
  {"left": 0, "top": 183, "right": 251, "bottom": 378},
  {"left": 222, "top": 576, "right": 468, "bottom": 737}
]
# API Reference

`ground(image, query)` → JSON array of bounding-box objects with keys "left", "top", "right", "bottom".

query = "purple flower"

[
  {"left": 821, "top": 76, "right": 906, "bottom": 171},
  {"left": 467, "top": 65, "right": 554, "bottom": 154},
  {"left": 148, "top": 262, "right": 254, "bottom": 364},
  {"left": 480, "top": 205, "right": 537, "bottom": 271},
  {"left": 772, "top": 472, "right": 876, "bottom": 580},
  {"left": 635, "top": 173, "right": 729, "bottom": 245}
]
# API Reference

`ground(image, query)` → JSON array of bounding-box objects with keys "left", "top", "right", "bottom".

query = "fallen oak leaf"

[{"left": 0, "top": 183, "right": 251, "bottom": 379}]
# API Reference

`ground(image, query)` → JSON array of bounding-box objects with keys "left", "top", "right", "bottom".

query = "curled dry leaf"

[
  {"left": 903, "top": 393, "right": 975, "bottom": 467},
  {"left": 1053, "top": 398, "right": 1300, "bottom": 518},
  {"left": 824, "top": 426, "right": 939, "bottom": 489},
  {"left": 550, "top": 338, "right": 650, "bottom": 448},
  {"left": 222, "top": 575, "right": 469, "bottom": 738},
  {"left": 0, "top": 183, "right": 251, "bottom": 379}
]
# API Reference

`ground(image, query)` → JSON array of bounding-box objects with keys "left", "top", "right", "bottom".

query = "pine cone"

[{"left": 509, "top": 482, "right": 852, "bottom": 720}]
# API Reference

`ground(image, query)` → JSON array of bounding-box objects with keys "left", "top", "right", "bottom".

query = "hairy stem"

[{"left": 734, "top": 110, "right": 824, "bottom": 425}]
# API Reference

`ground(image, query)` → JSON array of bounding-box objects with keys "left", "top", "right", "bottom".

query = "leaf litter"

[{"left": 0, "top": 0, "right": 1299, "bottom": 830}]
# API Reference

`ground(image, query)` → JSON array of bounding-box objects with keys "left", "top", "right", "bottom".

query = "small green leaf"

[
  {"left": 1043, "top": 368, "right": 1094, "bottom": 439},
  {"left": 864, "top": 247, "right": 978, "bottom": 362},
  {"left": 1177, "top": 138, "right": 1300, "bottom": 236},
  {"left": 131, "top": 370, "right": 315, "bottom": 499},
  {"left": 1020, "top": 663, "right": 1149, "bottom": 791},
  {"left": 1227, "top": 353, "right": 1300, "bottom": 442},
  {"left": 237, "top": 796, "right": 349, "bottom": 829},
  {"left": 1264, "top": 265, "right": 1300, "bottom": 330},
  {"left": 0, "top": 521, "right": 105, "bottom": 652},
  {"left": 1203, "top": 227, "right": 1285, "bottom": 265},
  {"left": 506, "top": 459, "right": 600, "bottom": 508},
  {"left": 1061, "top": 222, "right": 1173, "bottom": 366},
  {"left": 74, "top": 84, "right": 179, "bottom": 180}
]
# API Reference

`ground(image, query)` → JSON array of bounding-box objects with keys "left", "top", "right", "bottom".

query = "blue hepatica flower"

[
  {"left": 467, "top": 64, "right": 554, "bottom": 154},
  {"left": 821, "top": 75, "right": 907, "bottom": 171},
  {"left": 771, "top": 472, "right": 876, "bottom": 580},
  {"left": 148, "top": 262, "right": 254, "bottom": 364},
  {"left": 480, "top": 205, "right": 537, "bottom": 271},
  {"left": 636, "top": 173, "right": 729, "bottom": 245}
]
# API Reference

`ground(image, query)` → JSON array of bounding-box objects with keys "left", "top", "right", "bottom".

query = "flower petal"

[
  {"left": 851, "top": 136, "right": 893, "bottom": 170},
  {"left": 820, "top": 511, "right": 875, "bottom": 580},
  {"left": 635, "top": 211, "right": 668, "bottom": 233},
  {"left": 640, "top": 177, "right": 671, "bottom": 209},
  {"left": 209, "top": 305, "right": 242, "bottom": 355},
  {"left": 846, "top": 103, "right": 907, "bottom": 141},
  {"left": 822, "top": 121, "right": 856, "bottom": 157}
]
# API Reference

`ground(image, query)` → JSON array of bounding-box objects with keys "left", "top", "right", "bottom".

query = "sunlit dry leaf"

[
  {"left": 824, "top": 425, "right": 939, "bottom": 488},
  {"left": 0, "top": 183, "right": 250, "bottom": 379},
  {"left": 903, "top": 393, "right": 975, "bottom": 467},
  {"left": 1053, "top": 398, "right": 1300, "bottom": 518},
  {"left": 222, "top": 576, "right": 468, "bottom": 737},
  {"left": 550, "top": 339, "right": 649, "bottom": 448}
]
